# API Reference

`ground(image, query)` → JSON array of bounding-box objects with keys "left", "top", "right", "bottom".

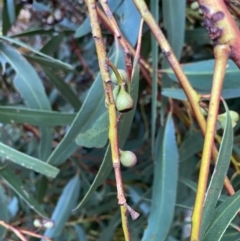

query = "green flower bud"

[
  {"left": 120, "top": 150, "right": 137, "bottom": 168},
  {"left": 116, "top": 85, "right": 134, "bottom": 113}
]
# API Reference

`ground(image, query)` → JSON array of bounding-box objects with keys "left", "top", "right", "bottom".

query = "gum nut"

[
  {"left": 116, "top": 86, "right": 134, "bottom": 113},
  {"left": 120, "top": 150, "right": 137, "bottom": 168}
]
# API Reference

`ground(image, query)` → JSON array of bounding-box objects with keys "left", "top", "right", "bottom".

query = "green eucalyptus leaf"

[
  {"left": 0, "top": 42, "right": 51, "bottom": 110},
  {"left": 0, "top": 142, "right": 59, "bottom": 178},
  {"left": 6, "top": 0, "right": 16, "bottom": 24},
  {"left": 203, "top": 190, "right": 240, "bottom": 241},
  {"left": 162, "top": 87, "right": 240, "bottom": 100},
  {"left": 163, "top": 0, "right": 186, "bottom": 60},
  {"left": 0, "top": 106, "right": 75, "bottom": 126},
  {"left": 179, "top": 130, "right": 204, "bottom": 162},
  {"left": 44, "top": 174, "right": 81, "bottom": 238},
  {"left": 24, "top": 54, "right": 74, "bottom": 71},
  {"left": 2, "top": 1, "right": 11, "bottom": 35},
  {"left": 0, "top": 184, "right": 9, "bottom": 239},
  {"left": 142, "top": 113, "right": 179, "bottom": 241},
  {"left": 166, "top": 60, "right": 240, "bottom": 91},
  {"left": 43, "top": 67, "right": 81, "bottom": 110},
  {"left": 0, "top": 165, "right": 48, "bottom": 217},
  {"left": 40, "top": 33, "right": 65, "bottom": 54},
  {"left": 76, "top": 111, "right": 109, "bottom": 148},
  {"left": 201, "top": 100, "right": 233, "bottom": 237},
  {"left": 74, "top": 18, "right": 91, "bottom": 38},
  {"left": 150, "top": 0, "right": 159, "bottom": 157},
  {"left": 116, "top": 0, "right": 141, "bottom": 46},
  {"left": 0, "top": 36, "right": 73, "bottom": 70}
]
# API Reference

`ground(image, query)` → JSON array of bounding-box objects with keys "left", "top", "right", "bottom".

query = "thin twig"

[
  {"left": 95, "top": 4, "right": 155, "bottom": 80},
  {"left": 99, "top": 0, "right": 132, "bottom": 80},
  {"left": 0, "top": 220, "right": 28, "bottom": 241}
]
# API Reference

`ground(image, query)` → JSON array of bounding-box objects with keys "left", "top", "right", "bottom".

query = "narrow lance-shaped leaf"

[
  {"left": 166, "top": 60, "right": 240, "bottom": 91},
  {"left": 43, "top": 67, "right": 81, "bottom": 110},
  {"left": 44, "top": 174, "right": 81, "bottom": 238},
  {"left": 0, "top": 165, "right": 48, "bottom": 218},
  {"left": 0, "top": 42, "right": 51, "bottom": 110},
  {"left": 0, "top": 184, "right": 9, "bottom": 238},
  {"left": 0, "top": 143, "right": 59, "bottom": 178},
  {"left": 0, "top": 35, "right": 73, "bottom": 70},
  {"left": 0, "top": 106, "right": 75, "bottom": 126},
  {"left": 203, "top": 190, "right": 240, "bottom": 241},
  {"left": 142, "top": 113, "right": 179, "bottom": 241},
  {"left": 201, "top": 100, "right": 233, "bottom": 237},
  {"left": 75, "top": 111, "right": 109, "bottom": 148},
  {"left": 150, "top": 0, "right": 159, "bottom": 157}
]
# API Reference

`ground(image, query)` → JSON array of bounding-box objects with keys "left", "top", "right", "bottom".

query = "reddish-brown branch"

[{"left": 99, "top": 0, "right": 133, "bottom": 80}]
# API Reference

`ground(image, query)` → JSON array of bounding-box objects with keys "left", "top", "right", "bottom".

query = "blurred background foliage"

[{"left": 0, "top": 0, "right": 239, "bottom": 240}]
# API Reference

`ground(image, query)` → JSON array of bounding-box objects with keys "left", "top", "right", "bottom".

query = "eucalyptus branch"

[
  {"left": 191, "top": 45, "right": 230, "bottom": 241},
  {"left": 99, "top": 0, "right": 132, "bottom": 80},
  {"left": 87, "top": 1, "right": 139, "bottom": 239},
  {"left": 87, "top": 0, "right": 124, "bottom": 204},
  {"left": 95, "top": 3, "right": 155, "bottom": 80}
]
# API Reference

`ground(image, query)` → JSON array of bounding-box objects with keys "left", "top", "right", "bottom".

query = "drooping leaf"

[
  {"left": 142, "top": 113, "right": 179, "bottom": 241},
  {"left": 24, "top": 54, "right": 74, "bottom": 71},
  {"left": 116, "top": 0, "right": 141, "bottom": 46},
  {"left": 0, "top": 106, "right": 75, "bottom": 126},
  {"left": 0, "top": 165, "right": 48, "bottom": 217},
  {"left": 76, "top": 111, "right": 109, "bottom": 148},
  {"left": 6, "top": 0, "right": 16, "bottom": 24},
  {"left": 162, "top": 0, "right": 186, "bottom": 60},
  {"left": 150, "top": 0, "right": 159, "bottom": 157},
  {"left": 179, "top": 177, "right": 228, "bottom": 203},
  {"left": 162, "top": 87, "right": 240, "bottom": 100},
  {"left": 74, "top": 225, "right": 88, "bottom": 241},
  {"left": 44, "top": 174, "right": 80, "bottom": 238},
  {"left": 97, "top": 211, "right": 121, "bottom": 241},
  {"left": 201, "top": 100, "right": 233, "bottom": 237},
  {"left": 166, "top": 60, "right": 240, "bottom": 91},
  {"left": 0, "top": 36, "right": 73, "bottom": 70},
  {"left": 74, "top": 18, "right": 91, "bottom": 38},
  {"left": 179, "top": 130, "right": 204, "bottom": 162},
  {"left": 43, "top": 67, "right": 81, "bottom": 110},
  {"left": 0, "top": 142, "right": 59, "bottom": 178},
  {"left": 0, "top": 184, "right": 9, "bottom": 239},
  {"left": 2, "top": 0, "right": 11, "bottom": 35},
  {"left": 0, "top": 42, "right": 51, "bottom": 110},
  {"left": 202, "top": 190, "right": 240, "bottom": 241},
  {"left": 40, "top": 33, "right": 65, "bottom": 54}
]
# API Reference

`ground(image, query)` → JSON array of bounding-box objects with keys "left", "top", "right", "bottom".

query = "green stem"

[{"left": 191, "top": 45, "right": 230, "bottom": 241}]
